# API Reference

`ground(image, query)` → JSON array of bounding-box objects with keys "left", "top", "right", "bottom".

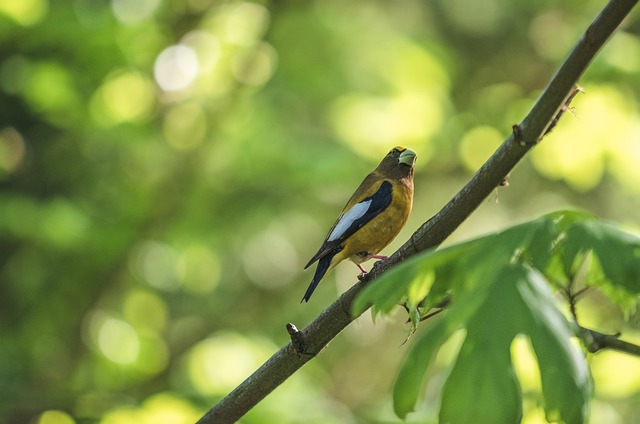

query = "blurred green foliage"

[{"left": 0, "top": 0, "right": 639, "bottom": 423}]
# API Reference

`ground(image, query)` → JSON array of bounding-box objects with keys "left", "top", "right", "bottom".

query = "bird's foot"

[{"left": 356, "top": 263, "right": 368, "bottom": 280}]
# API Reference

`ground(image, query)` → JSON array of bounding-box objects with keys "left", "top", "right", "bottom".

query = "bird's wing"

[{"left": 305, "top": 179, "right": 393, "bottom": 268}]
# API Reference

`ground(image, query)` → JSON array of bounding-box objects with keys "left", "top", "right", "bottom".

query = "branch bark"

[
  {"left": 197, "top": 1, "right": 638, "bottom": 422},
  {"left": 579, "top": 326, "right": 640, "bottom": 356}
]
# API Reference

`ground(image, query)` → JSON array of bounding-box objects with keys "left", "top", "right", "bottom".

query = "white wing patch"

[{"left": 327, "top": 199, "right": 372, "bottom": 242}]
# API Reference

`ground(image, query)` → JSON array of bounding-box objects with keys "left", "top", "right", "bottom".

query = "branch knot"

[{"left": 286, "top": 323, "right": 306, "bottom": 354}]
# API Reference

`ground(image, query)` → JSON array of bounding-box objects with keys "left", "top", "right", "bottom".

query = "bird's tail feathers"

[
  {"left": 304, "top": 247, "right": 327, "bottom": 269},
  {"left": 302, "top": 254, "right": 333, "bottom": 302},
  {"left": 303, "top": 256, "right": 316, "bottom": 270}
]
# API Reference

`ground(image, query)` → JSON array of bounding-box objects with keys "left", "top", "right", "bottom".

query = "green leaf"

[
  {"left": 393, "top": 272, "right": 492, "bottom": 418},
  {"left": 440, "top": 336, "right": 522, "bottom": 424},
  {"left": 352, "top": 251, "right": 427, "bottom": 316},
  {"left": 570, "top": 221, "right": 640, "bottom": 293},
  {"left": 353, "top": 241, "right": 482, "bottom": 316},
  {"left": 514, "top": 268, "right": 591, "bottom": 424},
  {"left": 561, "top": 220, "right": 640, "bottom": 310},
  {"left": 360, "top": 211, "right": 634, "bottom": 422},
  {"left": 497, "top": 214, "right": 557, "bottom": 268},
  {"left": 393, "top": 316, "right": 455, "bottom": 418},
  {"left": 439, "top": 266, "right": 524, "bottom": 424},
  {"left": 356, "top": 212, "right": 572, "bottom": 318},
  {"left": 395, "top": 265, "right": 590, "bottom": 423},
  {"left": 393, "top": 266, "right": 496, "bottom": 418},
  {"left": 547, "top": 209, "right": 597, "bottom": 231}
]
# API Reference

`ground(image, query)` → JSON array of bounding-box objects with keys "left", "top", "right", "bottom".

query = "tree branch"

[
  {"left": 197, "top": 1, "right": 638, "bottom": 422},
  {"left": 579, "top": 326, "right": 640, "bottom": 356}
]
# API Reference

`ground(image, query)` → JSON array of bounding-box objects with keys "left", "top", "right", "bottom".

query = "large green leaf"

[
  {"left": 355, "top": 212, "right": 569, "bottom": 318},
  {"left": 352, "top": 238, "right": 486, "bottom": 316},
  {"left": 498, "top": 213, "right": 559, "bottom": 269},
  {"left": 439, "top": 273, "right": 523, "bottom": 424},
  {"left": 393, "top": 280, "right": 494, "bottom": 418},
  {"left": 512, "top": 267, "right": 591, "bottom": 424},
  {"left": 357, "top": 211, "right": 606, "bottom": 422},
  {"left": 393, "top": 315, "right": 455, "bottom": 418},
  {"left": 392, "top": 264, "right": 591, "bottom": 423},
  {"left": 354, "top": 211, "right": 640, "bottom": 421},
  {"left": 439, "top": 336, "right": 522, "bottom": 424},
  {"left": 563, "top": 220, "right": 640, "bottom": 295},
  {"left": 440, "top": 266, "right": 588, "bottom": 424},
  {"left": 355, "top": 210, "right": 632, "bottom": 319}
]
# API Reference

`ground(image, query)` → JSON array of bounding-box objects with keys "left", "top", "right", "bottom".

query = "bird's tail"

[{"left": 302, "top": 254, "right": 333, "bottom": 302}]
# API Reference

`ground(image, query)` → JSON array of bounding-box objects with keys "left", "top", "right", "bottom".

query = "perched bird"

[{"left": 302, "top": 146, "right": 416, "bottom": 302}]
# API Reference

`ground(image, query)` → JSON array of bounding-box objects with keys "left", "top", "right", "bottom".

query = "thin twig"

[
  {"left": 419, "top": 308, "right": 446, "bottom": 322},
  {"left": 545, "top": 84, "right": 584, "bottom": 135}
]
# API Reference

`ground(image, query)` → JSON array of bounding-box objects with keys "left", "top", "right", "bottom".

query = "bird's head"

[{"left": 376, "top": 146, "right": 417, "bottom": 179}]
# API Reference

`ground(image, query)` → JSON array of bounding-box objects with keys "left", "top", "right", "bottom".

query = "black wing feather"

[
  {"left": 304, "top": 180, "right": 393, "bottom": 268},
  {"left": 337, "top": 180, "right": 393, "bottom": 244}
]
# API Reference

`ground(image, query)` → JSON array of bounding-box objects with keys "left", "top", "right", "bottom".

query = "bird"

[{"left": 302, "top": 146, "right": 416, "bottom": 302}]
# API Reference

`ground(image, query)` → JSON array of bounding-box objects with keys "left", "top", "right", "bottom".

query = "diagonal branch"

[
  {"left": 197, "top": 1, "right": 638, "bottom": 422},
  {"left": 579, "top": 326, "right": 640, "bottom": 356}
]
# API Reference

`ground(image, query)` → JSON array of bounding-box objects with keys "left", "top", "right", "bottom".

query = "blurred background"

[{"left": 1, "top": 0, "right": 640, "bottom": 423}]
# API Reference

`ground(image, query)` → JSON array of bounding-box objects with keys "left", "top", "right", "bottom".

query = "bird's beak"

[{"left": 399, "top": 148, "right": 417, "bottom": 167}]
